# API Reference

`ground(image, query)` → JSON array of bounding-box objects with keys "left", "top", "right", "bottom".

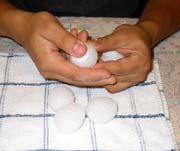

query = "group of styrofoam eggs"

[
  {"left": 49, "top": 43, "right": 124, "bottom": 133},
  {"left": 49, "top": 85, "right": 118, "bottom": 133}
]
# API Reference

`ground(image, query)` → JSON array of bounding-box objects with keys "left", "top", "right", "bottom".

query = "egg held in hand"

[{"left": 70, "top": 43, "right": 98, "bottom": 67}]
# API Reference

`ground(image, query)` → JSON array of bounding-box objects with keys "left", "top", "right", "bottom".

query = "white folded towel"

[{"left": 0, "top": 52, "right": 177, "bottom": 151}]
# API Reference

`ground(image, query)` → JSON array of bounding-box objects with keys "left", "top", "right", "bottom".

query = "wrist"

[
  {"left": 136, "top": 20, "right": 159, "bottom": 47},
  {"left": 0, "top": 8, "right": 33, "bottom": 44}
]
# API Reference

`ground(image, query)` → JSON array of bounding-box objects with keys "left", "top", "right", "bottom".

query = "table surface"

[{"left": 0, "top": 17, "right": 180, "bottom": 150}]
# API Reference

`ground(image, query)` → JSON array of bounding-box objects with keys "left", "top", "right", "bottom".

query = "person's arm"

[
  {"left": 0, "top": 0, "right": 115, "bottom": 87},
  {"left": 0, "top": 0, "right": 31, "bottom": 43},
  {"left": 137, "top": 0, "right": 180, "bottom": 47},
  {"left": 94, "top": 0, "right": 180, "bottom": 93}
]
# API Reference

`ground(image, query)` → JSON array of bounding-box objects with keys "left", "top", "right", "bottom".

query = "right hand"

[{"left": 18, "top": 12, "right": 116, "bottom": 86}]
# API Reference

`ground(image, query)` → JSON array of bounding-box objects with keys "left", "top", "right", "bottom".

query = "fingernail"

[{"left": 72, "top": 42, "right": 86, "bottom": 57}]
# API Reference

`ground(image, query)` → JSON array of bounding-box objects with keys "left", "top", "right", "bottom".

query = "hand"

[
  {"left": 94, "top": 24, "right": 152, "bottom": 93},
  {"left": 18, "top": 12, "right": 115, "bottom": 86}
]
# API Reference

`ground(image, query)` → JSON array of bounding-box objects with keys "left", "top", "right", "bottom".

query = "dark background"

[{"left": 9, "top": 0, "right": 148, "bottom": 17}]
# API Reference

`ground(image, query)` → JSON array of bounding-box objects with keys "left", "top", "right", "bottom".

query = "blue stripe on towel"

[
  {"left": 114, "top": 113, "right": 165, "bottom": 118},
  {"left": 0, "top": 113, "right": 165, "bottom": 119},
  {"left": 28, "top": 149, "right": 177, "bottom": 151},
  {"left": 135, "top": 81, "right": 156, "bottom": 86},
  {"left": 0, "top": 54, "right": 26, "bottom": 58},
  {"left": 0, "top": 114, "right": 54, "bottom": 118},
  {"left": 0, "top": 81, "right": 155, "bottom": 87},
  {"left": 0, "top": 82, "right": 60, "bottom": 86}
]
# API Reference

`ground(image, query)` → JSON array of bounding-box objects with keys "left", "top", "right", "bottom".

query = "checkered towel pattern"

[{"left": 0, "top": 52, "right": 177, "bottom": 151}]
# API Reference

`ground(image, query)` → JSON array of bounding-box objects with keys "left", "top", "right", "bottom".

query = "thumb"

[
  {"left": 95, "top": 33, "right": 120, "bottom": 52},
  {"left": 46, "top": 23, "right": 86, "bottom": 57},
  {"left": 59, "top": 31, "right": 87, "bottom": 57}
]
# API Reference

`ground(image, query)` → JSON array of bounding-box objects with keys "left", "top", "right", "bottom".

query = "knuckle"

[
  {"left": 137, "top": 58, "right": 152, "bottom": 73},
  {"left": 144, "top": 62, "right": 152, "bottom": 73},
  {"left": 105, "top": 85, "right": 116, "bottom": 93},
  {"left": 38, "top": 62, "right": 52, "bottom": 79},
  {"left": 34, "top": 12, "right": 54, "bottom": 22},
  {"left": 137, "top": 74, "right": 147, "bottom": 83},
  {"left": 38, "top": 11, "right": 52, "bottom": 17},
  {"left": 38, "top": 62, "right": 49, "bottom": 75},
  {"left": 140, "top": 61, "right": 152, "bottom": 75},
  {"left": 106, "top": 88, "right": 115, "bottom": 93}
]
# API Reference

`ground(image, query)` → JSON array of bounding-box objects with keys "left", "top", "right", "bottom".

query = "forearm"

[
  {"left": 136, "top": 0, "right": 180, "bottom": 47},
  {"left": 0, "top": 0, "right": 32, "bottom": 43}
]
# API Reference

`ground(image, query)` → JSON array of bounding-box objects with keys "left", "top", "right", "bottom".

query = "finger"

[
  {"left": 116, "top": 73, "right": 147, "bottom": 83},
  {"left": 105, "top": 81, "right": 137, "bottom": 93},
  {"left": 78, "top": 30, "right": 88, "bottom": 42},
  {"left": 44, "top": 22, "right": 86, "bottom": 57},
  {"left": 95, "top": 56, "right": 139, "bottom": 76},
  {"left": 116, "top": 74, "right": 138, "bottom": 82},
  {"left": 95, "top": 33, "right": 124, "bottom": 52},
  {"left": 71, "top": 28, "right": 78, "bottom": 37},
  {"left": 43, "top": 52, "right": 116, "bottom": 83},
  {"left": 74, "top": 68, "right": 116, "bottom": 83},
  {"left": 43, "top": 71, "right": 116, "bottom": 87}
]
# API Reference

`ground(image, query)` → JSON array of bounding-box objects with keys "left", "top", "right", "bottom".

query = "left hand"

[{"left": 93, "top": 24, "right": 153, "bottom": 93}]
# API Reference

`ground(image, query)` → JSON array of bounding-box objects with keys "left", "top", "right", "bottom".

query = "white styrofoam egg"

[
  {"left": 101, "top": 50, "right": 124, "bottom": 61},
  {"left": 70, "top": 43, "right": 98, "bottom": 67},
  {"left": 86, "top": 97, "right": 118, "bottom": 124},
  {"left": 49, "top": 85, "right": 75, "bottom": 111},
  {"left": 55, "top": 103, "right": 86, "bottom": 133}
]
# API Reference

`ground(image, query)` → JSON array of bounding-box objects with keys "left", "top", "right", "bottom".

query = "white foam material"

[
  {"left": 55, "top": 103, "right": 86, "bottom": 133},
  {"left": 70, "top": 43, "right": 98, "bottom": 67},
  {"left": 102, "top": 51, "right": 124, "bottom": 61},
  {"left": 86, "top": 97, "right": 118, "bottom": 124},
  {"left": 49, "top": 86, "right": 75, "bottom": 111}
]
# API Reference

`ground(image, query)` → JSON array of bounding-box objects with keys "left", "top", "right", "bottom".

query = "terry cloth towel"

[{"left": 0, "top": 52, "right": 177, "bottom": 151}]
